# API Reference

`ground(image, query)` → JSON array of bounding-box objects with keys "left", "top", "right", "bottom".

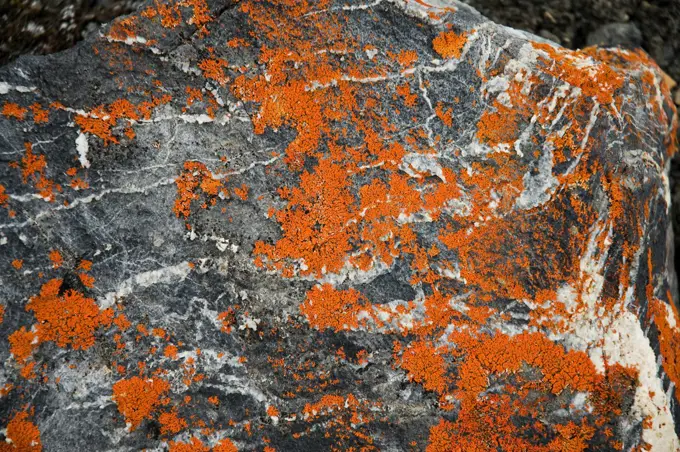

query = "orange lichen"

[
  {"left": 649, "top": 295, "right": 680, "bottom": 400},
  {"left": 111, "top": 376, "right": 170, "bottom": 430},
  {"left": 11, "top": 143, "right": 57, "bottom": 201},
  {"left": 168, "top": 437, "right": 210, "bottom": 452},
  {"left": 72, "top": 96, "right": 170, "bottom": 145},
  {"left": 0, "top": 184, "right": 7, "bottom": 208},
  {"left": 434, "top": 102, "right": 453, "bottom": 127},
  {"left": 30, "top": 103, "right": 48, "bottom": 123},
  {"left": 213, "top": 439, "right": 238, "bottom": 452},
  {"left": 183, "top": 0, "right": 212, "bottom": 28},
  {"left": 0, "top": 411, "right": 42, "bottom": 452},
  {"left": 159, "top": 408, "right": 187, "bottom": 435},
  {"left": 25, "top": 278, "right": 113, "bottom": 350},
  {"left": 233, "top": 184, "right": 249, "bottom": 201},
  {"left": 11, "top": 259, "right": 23, "bottom": 270},
  {"left": 532, "top": 42, "right": 625, "bottom": 104},
  {"left": 432, "top": 30, "right": 467, "bottom": 60},
  {"left": 253, "top": 158, "right": 355, "bottom": 277},
  {"left": 299, "top": 285, "right": 369, "bottom": 332},
  {"left": 266, "top": 405, "right": 279, "bottom": 418},
  {"left": 48, "top": 250, "right": 63, "bottom": 268},
  {"left": 8, "top": 327, "right": 39, "bottom": 364},
  {"left": 199, "top": 58, "right": 229, "bottom": 85},
  {"left": 2, "top": 103, "right": 28, "bottom": 120},
  {"left": 79, "top": 272, "right": 96, "bottom": 288},
  {"left": 173, "top": 161, "right": 228, "bottom": 219},
  {"left": 395, "top": 341, "right": 449, "bottom": 395}
]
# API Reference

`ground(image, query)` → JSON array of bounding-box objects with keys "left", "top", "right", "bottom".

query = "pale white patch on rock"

[
  {"left": 76, "top": 132, "right": 91, "bottom": 168},
  {"left": 516, "top": 144, "right": 558, "bottom": 210},
  {"left": 400, "top": 152, "right": 446, "bottom": 181},
  {"left": 0, "top": 81, "right": 35, "bottom": 94},
  {"left": 99, "top": 261, "right": 192, "bottom": 308}
]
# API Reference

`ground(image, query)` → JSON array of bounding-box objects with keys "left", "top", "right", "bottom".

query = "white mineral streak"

[
  {"left": 390, "top": 0, "right": 459, "bottom": 23},
  {"left": 98, "top": 261, "right": 192, "bottom": 308},
  {"left": 515, "top": 144, "right": 558, "bottom": 210},
  {"left": 102, "top": 33, "right": 161, "bottom": 54},
  {"left": 400, "top": 152, "right": 446, "bottom": 181},
  {"left": 662, "top": 159, "right": 672, "bottom": 213},
  {"left": 0, "top": 81, "right": 35, "bottom": 94},
  {"left": 75, "top": 132, "right": 91, "bottom": 168},
  {"left": 551, "top": 220, "right": 679, "bottom": 451}
]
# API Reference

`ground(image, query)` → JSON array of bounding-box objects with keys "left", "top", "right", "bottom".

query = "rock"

[
  {"left": 586, "top": 22, "right": 643, "bottom": 48},
  {"left": 0, "top": 0, "right": 678, "bottom": 450}
]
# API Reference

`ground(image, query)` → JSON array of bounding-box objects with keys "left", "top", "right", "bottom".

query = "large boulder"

[{"left": 0, "top": 0, "right": 678, "bottom": 450}]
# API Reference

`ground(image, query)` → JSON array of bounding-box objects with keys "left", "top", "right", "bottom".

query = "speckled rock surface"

[{"left": 0, "top": 1, "right": 678, "bottom": 450}]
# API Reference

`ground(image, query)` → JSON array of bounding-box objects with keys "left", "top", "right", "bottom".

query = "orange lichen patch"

[
  {"left": 0, "top": 411, "right": 42, "bottom": 452},
  {"left": 48, "top": 250, "right": 63, "bottom": 268},
  {"left": 30, "top": 103, "right": 48, "bottom": 123},
  {"left": 8, "top": 327, "right": 39, "bottom": 364},
  {"left": 432, "top": 30, "right": 467, "bottom": 60},
  {"left": 532, "top": 42, "right": 625, "bottom": 105},
  {"left": 227, "top": 37, "right": 249, "bottom": 48},
  {"left": 422, "top": 331, "right": 605, "bottom": 450},
  {"left": 394, "top": 341, "right": 449, "bottom": 395},
  {"left": 0, "top": 383, "right": 12, "bottom": 397},
  {"left": 254, "top": 157, "right": 360, "bottom": 276},
  {"left": 476, "top": 100, "right": 519, "bottom": 147},
  {"left": 457, "top": 331, "right": 596, "bottom": 397},
  {"left": 182, "top": 0, "right": 211, "bottom": 28},
  {"left": 169, "top": 437, "right": 210, "bottom": 452},
  {"left": 0, "top": 305, "right": 4, "bottom": 324},
  {"left": 0, "top": 184, "right": 7, "bottom": 208},
  {"left": 649, "top": 296, "right": 680, "bottom": 400},
  {"left": 299, "top": 284, "right": 371, "bottom": 331},
  {"left": 107, "top": 16, "right": 140, "bottom": 41},
  {"left": 11, "top": 259, "right": 23, "bottom": 270},
  {"left": 112, "top": 376, "right": 170, "bottom": 430},
  {"left": 233, "top": 184, "right": 249, "bottom": 201},
  {"left": 20, "top": 362, "right": 37, "bottom": 380},
  {"left": 199, "top": 58, "right": 229, "bottom": 85},
  {"left": 25, "top": 278, "right": 113, "bottom": 350},
  {"left": 266, "top": 405, "right": 280, "bottom": 418},
  {"left": 173, "top": 161, "right": 228, "bottom": 219},
  {"left": 71, "top": 96, "right": 170, "bottom": 145},
  {"left": 396, "top": 50, "right": 419, "bottom": 68},
  {"left": 299, "top": 393, "right": 379, "bottom": 451},
  {"left": 434, "top": 102, "right": 453, "bottom": 127},
  {"left": 159, "top": 408, "right": 187, "bottom": 435},
  {"left": 186, "top": 86, "right": 204, "bottom": 107},
  {"left": 113, "top": 313, "right": 132, "bottom": 331},
  {"left": 1, "top": 102, "right": 28, "bottom": 120},
  {"left": 591, "top": 363, "right": 639, "bottom": 418},
  {"left": 213, "top": 439, "right": 238, "bottom": 452},
  {"left": 10, "top": 143, "right": 57, "bottom": 201},
  {"left": 396, "top": 83, "right": 418, "bottom": 107},
  {"left": 79, "top": 272, "right": 96, "bottom": 288}
]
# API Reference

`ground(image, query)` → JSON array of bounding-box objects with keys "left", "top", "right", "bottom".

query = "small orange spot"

[
  {"left": 48, "top": 250, "right": 63, "bottom": 268},
  {"left": 2, "top": 102, "right": 28, "bottom": 120},
  {"left": 432, "top": 30, "right": 467, "bottom": 59}
]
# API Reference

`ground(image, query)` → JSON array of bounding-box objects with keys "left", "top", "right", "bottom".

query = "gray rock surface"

[{"left": 0, "top": 0, "right": 678, "bottom": 451}]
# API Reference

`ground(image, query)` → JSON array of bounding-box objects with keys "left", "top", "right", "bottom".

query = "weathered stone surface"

[{"left": 0, "top": 0, "right": 678, "bottom": 450}]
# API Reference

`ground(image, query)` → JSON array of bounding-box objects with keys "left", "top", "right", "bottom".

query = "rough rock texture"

[{"left": 0, "top": 0, "right": 678, "bottom": 451}]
